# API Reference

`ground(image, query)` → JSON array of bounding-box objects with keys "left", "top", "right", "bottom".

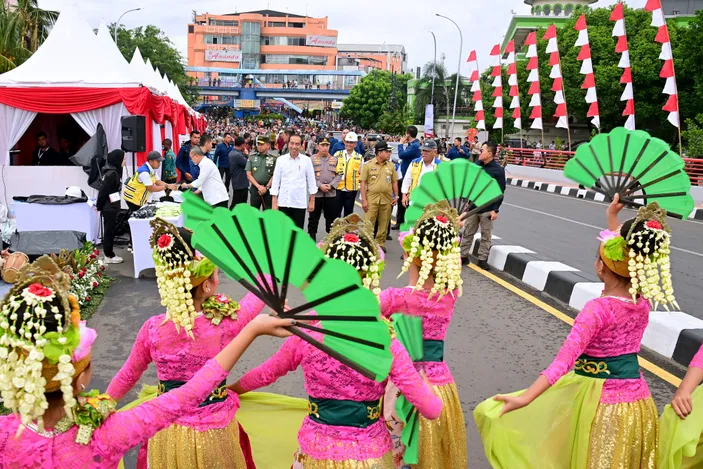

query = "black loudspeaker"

[{"left": 121, "top": 115, "right": 146, "bottom": 152}]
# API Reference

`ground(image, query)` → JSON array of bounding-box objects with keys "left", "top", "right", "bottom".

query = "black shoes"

[
  {"left": 461, "top": 257, "right": 470, "bottom": 266},
  {"left": 478, "top": 260, "right": 490, "bottom": 271},
  {"left": 386, "top": 235, "right": 392, "bottom": 241},
  {"left": 391, "top": 224, "right": 401, "bottom": 230}
]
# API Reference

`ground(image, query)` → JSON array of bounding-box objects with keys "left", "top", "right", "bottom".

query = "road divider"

[{"left": 506, "top": 176, "right": 703, "bottom": 220}]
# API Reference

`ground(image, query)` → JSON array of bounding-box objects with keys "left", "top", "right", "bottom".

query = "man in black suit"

[{"left": 32, "top": 131, "right": 64, "bottom": 166}]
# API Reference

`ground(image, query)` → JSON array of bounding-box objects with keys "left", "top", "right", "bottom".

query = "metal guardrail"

[{"left": 502, "top": 148, "right": 703, "bottom": 186}]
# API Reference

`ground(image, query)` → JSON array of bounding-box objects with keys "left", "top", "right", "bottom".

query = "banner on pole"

[{"left": 424, "top": 104, "right": 434, "bottom": 137}]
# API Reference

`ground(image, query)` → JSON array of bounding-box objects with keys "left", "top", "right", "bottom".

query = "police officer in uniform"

[
  {"left": 246, "top": 136, "right": 277, "bottom": 210},
  {"left": 308, "top": 136, "right": 342, "bottom": 240},
  {"left": 360, "top": 141, "right": 398, "bottom": 250}
]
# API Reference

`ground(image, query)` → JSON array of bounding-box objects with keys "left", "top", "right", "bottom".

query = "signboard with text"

[
  {"left": 306, "top": 34, "right": 337, "bottom": 48},
  {"left": 205, "top": 49, "right": 242, "bottom": 62},
  {"left": 233, "top": 99, "right": 260, "bottom": 109}
]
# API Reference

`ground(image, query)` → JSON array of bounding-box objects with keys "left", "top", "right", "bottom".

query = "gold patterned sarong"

[{"left": 292, "top": 450, "right": 394, "bottom": 468}]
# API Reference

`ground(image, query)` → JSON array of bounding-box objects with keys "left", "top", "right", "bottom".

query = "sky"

[{"left": 40, "top": 0, "right": 649, "bottom": 76}]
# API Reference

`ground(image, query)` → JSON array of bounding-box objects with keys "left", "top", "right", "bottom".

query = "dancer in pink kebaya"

[
  {"left": 106, "top": 219, "right": 270, "bottom": 468},
  {"left": 0, "top": 256, "right": 293, "bottom": 468},
  {"left": 380, "top": 202, "right": 468, "bottom": 469},
  {"left": 229, "top": 214, "right": 443, "bottom": 468}
]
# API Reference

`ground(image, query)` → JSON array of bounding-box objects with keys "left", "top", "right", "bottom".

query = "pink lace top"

[
  {"left": 541, "top": 296, "right": 652, "bottom": 405},
  {"left": 0, "top": 359, "right": 227, "bottom": 469},
  {"left": 379, "top": 287, "right": 458, "bottom": 386},
  {"left": 690, "top": 344, "right": 703, "bottom": 370},
  {"left": 239, "top": 332, "right": 443, "bottom": 461},
  {"left": 106, "top": 292, "right": 266, "bottom": 431}
]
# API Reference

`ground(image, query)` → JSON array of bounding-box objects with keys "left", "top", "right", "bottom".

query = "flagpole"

[{"left": 559, "top": 58, "right": 572, "bottom": 150}]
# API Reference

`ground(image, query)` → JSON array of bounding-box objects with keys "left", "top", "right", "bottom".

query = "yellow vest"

[
  {"left": 408, "top": 159, "right": 440, "bottom": 193},
  {"left": 334, "top": 151, "right": 363, "bottom": 191},
  {"left": 123, "top": 164, "right": 155, "bottom": 207}
]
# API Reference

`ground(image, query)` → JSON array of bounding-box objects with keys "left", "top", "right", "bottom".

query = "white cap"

[
  {"left": 65, "top": 186, "right": 83, "bottom": 198},
  {"left": 345, "top": 132, "right": 358, "bottom": 142}
]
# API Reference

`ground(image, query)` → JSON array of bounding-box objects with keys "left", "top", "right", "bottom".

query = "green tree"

[
  {"left": 0, "top": 4, "right": 30, "bottom": 73},
  {"left": 14, "top": 0, "right": 57, "bottom": 52},
  {"left": 341, "top": 70, "right": 412, "bottom": 129},
  {"left": 378, "top": 107, "right": 412, "bottom": 135},
  {"left": 682, "top": 114, "right": 703, "bottom": 157},
  {"left": 413, "top": 61, "right": 451, "bottom": 125},
  {"left": 110, "top": 24, "right": 197, "bottom": 105}
]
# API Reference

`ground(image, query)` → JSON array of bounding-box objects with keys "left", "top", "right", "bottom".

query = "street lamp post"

[
  {"left": 429, "top": 31, "right": 437, "bottom": 107},
  {"left": 114, "top": 8, "right": 142, "bottom": 45},
  {"left": 435, "top": 14, "right": 463, "bottom": 139}
]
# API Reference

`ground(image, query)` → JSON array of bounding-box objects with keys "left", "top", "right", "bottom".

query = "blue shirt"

[
  {"left": 176, "top": 143, "right": 192, "bottom": 178},
  {"left": 447, "top": 145, "right": 470, "bottom": 160},
  {"left": 397, "top": 139, "right": 421, "bottom": 178},
  {"left": 214, "top": 142, "right": 233, "bottom": 168}
]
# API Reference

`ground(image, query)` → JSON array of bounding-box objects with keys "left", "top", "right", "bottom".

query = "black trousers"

[
  {"left": 307, "top": 197, "right": 338, "bottom": 240},
  {"left": 280, "top": 206, "right": 306, "bottom": 229},
  {"left": 101, "top": 211, "right": 118, "bottom": 258},
  {"left": 336, "top": 190, "right": 358, "bottom": 218},
  {"left": 395, "top": 178, "right": 407, "bottom": 226},
  {"left": 250, "top": 190, "right": 272, "bottom": 210},
  {"left": 230, "top": 189, "right": 248, "bottom": 209},
  {"left": 219, "top": 167, "right": 231, "bottom": 192},
  {"left": 213, "top": 200, "right": 229, "bottom": 208}
]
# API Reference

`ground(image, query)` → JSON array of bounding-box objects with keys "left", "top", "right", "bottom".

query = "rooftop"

[{"left": 222, "top": 9, "right": 306, "bottom": 18}]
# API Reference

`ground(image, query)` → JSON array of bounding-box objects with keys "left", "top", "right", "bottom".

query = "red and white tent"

[{"left": 0, "top": 7, "right": 202, "bottom": 167}]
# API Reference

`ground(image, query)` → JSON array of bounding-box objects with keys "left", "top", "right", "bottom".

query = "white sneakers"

[{"left": 104, "top": 256, "right": 124, "bottom": 264}]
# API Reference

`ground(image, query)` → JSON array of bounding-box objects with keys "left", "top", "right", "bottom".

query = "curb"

[
  {"left": 467, "top": 232, "right": 703, "bottom": 368},
  {"left": 506, "top": 177, "right": 703, "bottom": 221}
]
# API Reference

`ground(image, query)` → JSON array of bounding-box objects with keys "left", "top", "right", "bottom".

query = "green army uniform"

[
  {"left": 361, "top": 157, "right": 398, "bottom": 247},
  {"left": 246, "top": 151, "right": 277, "bottom": 210}
]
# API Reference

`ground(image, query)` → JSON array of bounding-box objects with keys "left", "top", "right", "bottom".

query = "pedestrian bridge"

[{"left": 196, "top": 85, "right": 350, "bottom": 101}]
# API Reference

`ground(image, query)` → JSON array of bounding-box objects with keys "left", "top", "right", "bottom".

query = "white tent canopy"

[{"left": 0, "top": 6, "right": 141, "bottom": 88}]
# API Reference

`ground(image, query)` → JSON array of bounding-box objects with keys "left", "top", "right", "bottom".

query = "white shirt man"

[
  {"left": 181, "top": 147, "right": 229, "bottom": 207},
  {"left": 270, "top": 135, "right": 318, "bottom": 229}
]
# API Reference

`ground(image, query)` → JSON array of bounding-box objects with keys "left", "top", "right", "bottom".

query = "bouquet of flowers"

[{"left": 51, "top": 243, "right": 111, "bottom": 308}]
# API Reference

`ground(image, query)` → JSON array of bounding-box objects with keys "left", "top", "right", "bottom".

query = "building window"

[
  {"left": 534, "top": 5, "right": 542, "bottom": 15},
  {"left": 188, "top": 25, "right": 194, "bottom": 33},
  {"left": 260, "top": 36, "right": 306, "bottom": 46},
  {"left": 242, "top": 22, "right": 261, "bottom": 69},
  {"left": 553, "top": 4, "right": 562, "bottom": 15},
  {"left": 543, "top": 4, "right": 551, "bottom": 15},
  {"left": 261, "top": 54, "right": 328, "bottom": 65},
  {"left": 289, "top": 22, "right": 305, "bottom": 28},
  {"left": 564, "top": 4, "right": 573, "bottom": 16},
  {"left": 208, "top": 19, "right": 238, "bottom": 26},
  {"left": 205, "top": 35, "right": 240, "bottom": 45},
  {"left": 268, "top": 21, "right": 286, "bottom": 27}
]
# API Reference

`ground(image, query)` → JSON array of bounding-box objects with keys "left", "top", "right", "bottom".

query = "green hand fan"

[
  {"left": 402, "top": 159, "right": 504, "bottom": 231},
  {"left": 182, "top": 191, "right": 214, "bottom": 230},
  {"left": 564, "top": 127, "right": 695, "bottom": 219},
  {"left": 391, "top": 313, "right": 424, "bottom": 464},
  {"left": 181, "top": 192, "right": 393, "bottom": 382}
]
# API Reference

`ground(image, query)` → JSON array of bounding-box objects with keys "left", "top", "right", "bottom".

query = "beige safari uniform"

[{"left": 361, "top": 157, "right": 398, "bottom": 246}]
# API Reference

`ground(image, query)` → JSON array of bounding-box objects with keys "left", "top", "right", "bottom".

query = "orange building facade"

[{"left": 188, "top": 10, "right": 338, "bottom": 74}]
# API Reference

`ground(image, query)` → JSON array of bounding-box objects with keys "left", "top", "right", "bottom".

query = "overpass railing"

[
  {"left": 502, "top": 147, "right": 703, "bottom": 186},
  {"left": 195, "top": 78, "right": 352, "bottom": 90}
]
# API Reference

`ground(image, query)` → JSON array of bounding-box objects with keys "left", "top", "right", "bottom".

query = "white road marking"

[{"left": 504, "top": 202, "right": 703, "bottom": 258}]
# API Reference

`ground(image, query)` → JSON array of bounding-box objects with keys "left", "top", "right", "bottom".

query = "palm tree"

[
  {"left": 414, "top": 61, "right": 468, "bottom": 137},
  {"left": 0, "top": 3, "right": 31, "bottom": 73},
  {"left": 14, "top": 0, "right": 57, "bottom": 52}
]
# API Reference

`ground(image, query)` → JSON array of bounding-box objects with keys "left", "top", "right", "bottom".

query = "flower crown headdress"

[
  {"left": 0, "top": 257, "right": 97, "bottom": 432},
  {"left": 398, "top": 201, "right": 463, "bottom": 298},
  {"left": 318, "top": 214, "right": 385, "bottom": 296},
  {"left": 150, "top": 218, "right": 217, "bottom": 338},
  {"left": 598, "top": 202, "right": 675, "bottom": 309}
]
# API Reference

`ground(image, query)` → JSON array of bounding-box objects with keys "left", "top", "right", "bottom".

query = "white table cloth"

[
  {"left": 13, "top": 201, "right": 99, "bottom": 244},
  {"left": 128, "top": 214, "right": 184, "bottom": 278}
]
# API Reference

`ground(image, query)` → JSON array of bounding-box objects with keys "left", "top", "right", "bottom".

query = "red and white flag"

[
  {"left": 645, "top": 0, "right": 679, "bottom": 128},
  {"left": 524, "top": 32, "right": 542, "bottom": 130},
  {"left": 505, "top": 40, "right": 521, "bottom": 130},
  {"left": 610, "top": 3, "right": 635, "bottom": 130},
  {"left": 543, "top": 25, "right": 568, "bottom": 130},
  {"left": 467, "top": 50, "right": 485, "bottom": 130},
  {"left": 574, "top": 14, "right": 600, "bottom": 129},
  {"left": 489, "top": 43, "right": 503, "bottom": 130}
]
